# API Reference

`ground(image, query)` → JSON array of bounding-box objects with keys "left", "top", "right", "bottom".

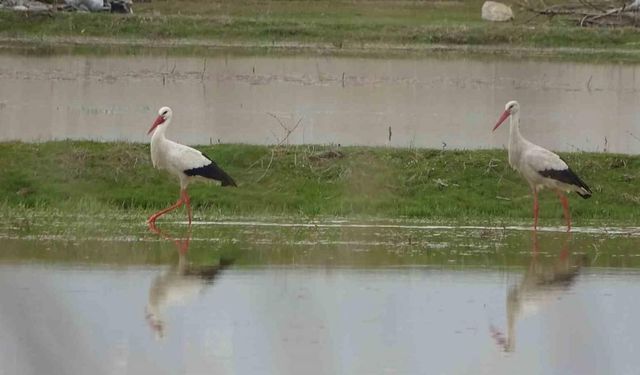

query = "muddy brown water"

[
  {"left": 2, "top": 53, "right": 640, "bottom": 153},
  {"left": 2, "top": 223, "right": 640, "bottom": 374}
]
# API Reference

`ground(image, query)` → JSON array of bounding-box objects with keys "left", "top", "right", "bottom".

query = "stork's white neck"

[
  {"left": 508, "top": 111, "right": 526, "bottom": 167},
  {"left": 150, "top": 118, "right": 170, "bottom": 169},
  {"left": 151, "top": 119, "right": 170, "bottom": 142}
]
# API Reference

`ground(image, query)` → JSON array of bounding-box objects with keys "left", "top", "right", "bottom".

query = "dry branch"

[
  {"left": 517, "top": 0, "right": 640, "bottom": 26},
  {"left": 253, "top": 113, "right": 304, "bottom": 182}
]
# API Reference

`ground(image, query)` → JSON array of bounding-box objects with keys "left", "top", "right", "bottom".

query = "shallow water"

[
  {"left": 2, "top": 223, "right": 640, "bottom": 374},
  {"left": 3, "top": 53, "right": 640, "bottom": 153}
]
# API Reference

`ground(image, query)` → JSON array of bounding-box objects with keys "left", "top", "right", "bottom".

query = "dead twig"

[
  {"left": 517, "top": 0, "right": 640, "bottom": 26},
  {"left": 267, "top": 112, "right": 303, "bottom": 146},
  {"left": 256, "top": 149, "right": 276, "bottom": 182},
  {"left": 252, "top": 114, "right": 304, "bottom": 181}
]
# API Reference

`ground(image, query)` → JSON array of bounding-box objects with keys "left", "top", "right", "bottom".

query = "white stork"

[
  {"left": 493, "top": 100, "right": 592, "bottom": 231},
  {"left": 147, "top": 106, "right": 237, "bottom": 226}
]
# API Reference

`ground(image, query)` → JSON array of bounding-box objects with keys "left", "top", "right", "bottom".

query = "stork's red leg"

[
  {"left": 181, "top": 189, "right": 192, "bottom": 225},
  {"left": 147, "top": 196, "right": 185, "bottom": 226},
  {"left": 555, "top": 191, "right": 571, "bottom": 232},
  {"left": 533, "top": 190, "right": 539, "bottom": 232}
]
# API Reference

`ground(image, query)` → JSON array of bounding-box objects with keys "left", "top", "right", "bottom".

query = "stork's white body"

[
  {"left": 506, "top": 112, "right": 589, "bottom": 196},
  {"left": 150, "top": 125, "right": 210, "bottom": 189}
]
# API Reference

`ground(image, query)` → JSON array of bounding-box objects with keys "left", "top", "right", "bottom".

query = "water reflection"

[
  {"left": 146, "top": 224, "right": 234, "bottom": 339},
  {"left": 491, "top": 233, "right": 587, "bottom": 352},
  {"left": 3, "top": 231, "right": 640, "bottom": 373}
]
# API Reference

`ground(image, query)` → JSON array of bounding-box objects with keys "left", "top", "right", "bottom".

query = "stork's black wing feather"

[
  {"left": 538, "top": 168, "right": 592, "bottom": 199},
  {"left": 184, "top": 153, "right": 237, "bottom": 187}
]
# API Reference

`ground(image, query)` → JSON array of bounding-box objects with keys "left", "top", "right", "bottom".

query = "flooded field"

[
  {"left": 2, "top": 53, "right": 640, "bottom": 153},
  {"left": 3, "top": 49, "right": 640, "bottom": 373},
  {"left": 2, "top": 221, "right": 640, "bottom": 374}
]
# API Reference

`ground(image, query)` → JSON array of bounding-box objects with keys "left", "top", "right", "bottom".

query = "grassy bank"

[
  {"left": 0, "top": 141, "right": 638, "bottom": 226},
  {"left": 2, "top": 1, "right": 640, "bottom": 60}
]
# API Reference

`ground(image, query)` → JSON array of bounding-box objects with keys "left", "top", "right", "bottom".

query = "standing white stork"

[
  {"left": 147, "top": 106, "right": 237, "bottom": 226},
  {"left": 493, "top": 100, "right": 592, "bottom": 231}
]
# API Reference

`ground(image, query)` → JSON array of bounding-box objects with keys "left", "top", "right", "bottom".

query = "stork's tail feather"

[
  {"left": 576, "top": 189, "right": 592, "bottom": 199},
  {"left": 569, "top": 168, "right": 592, "bottom": 199},
  {"left": 184, "top": 155, "right": 237, "bottom": 187},
  {"left": 213, "top": 164, "right": 237, "bottom": 187}
]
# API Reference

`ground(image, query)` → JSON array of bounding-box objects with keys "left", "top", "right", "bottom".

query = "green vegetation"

[
  {"left": 0, "top": 141, "right": 638, "bottom": 226},
  {"left": 2, "top": 0, "right": 640, "bottom": 60}
]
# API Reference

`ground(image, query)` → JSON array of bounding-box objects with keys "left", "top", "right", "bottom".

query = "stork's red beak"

[
  {"left": 148, "top": 115, "right": 165, "bottom": 135},
  {"left": 493, "top": 110, "right": 510, "bottom": 131}
]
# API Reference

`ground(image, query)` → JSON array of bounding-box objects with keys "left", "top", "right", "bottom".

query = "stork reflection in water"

[
  {"left": 145, "top": 225, "right": 234, "bottom": 339},
  {"left": 490, "top": 233, "right": 587, "bottom": 352}
]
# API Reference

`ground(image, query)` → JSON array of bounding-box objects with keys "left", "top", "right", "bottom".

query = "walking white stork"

[
  {"left": 493, "top": 100, "right": 592, "bottom": 231},
  {"left": 147, "top": 106, "right": 237, "bottom": 227}
]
